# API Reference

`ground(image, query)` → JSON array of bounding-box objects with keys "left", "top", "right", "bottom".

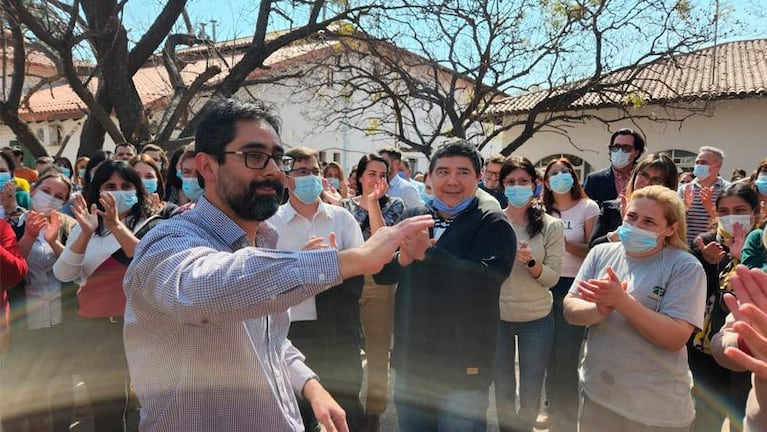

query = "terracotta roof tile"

[{"left": 487, "top": 38, "right": 767, "bottom": 116}]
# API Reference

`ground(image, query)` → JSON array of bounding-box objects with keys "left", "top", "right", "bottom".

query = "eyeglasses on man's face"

[
  {"left": 290, "top": 167, "right": 321, "bottom": 177},
  {"left": 609, "top": 144, "right": 634, "bottom": 154},
  {"left": 219, "top": 151, "right": 294, "bottom": 172}
]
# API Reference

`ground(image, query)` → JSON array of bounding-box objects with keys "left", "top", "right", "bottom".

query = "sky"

[{"left": 120, "top": 0, "right": 767, "bottom": 46}]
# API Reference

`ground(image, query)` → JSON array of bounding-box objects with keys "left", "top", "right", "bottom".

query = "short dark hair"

[
  {"left": 286, "top": 147, "right": 318, "bottom": 164},
  {"left": 428, "top": 139, "right": 482, "bottom": 175},
  {"left": 609, "top": 128, "right": 646, "bottom": 160},
  {"left": 0, "top": 150, "right": 16, "bottom": 173},
  {"left": 378, "top": 147, "right": 402, "bottom": 161},
  {"left": 485, "top": 153, "right": 505, "bottom": 166},
  {"left": 195, "top": 97, "right": 282, "bottom": 164},
  {"left": 115, "top": 142, "right": 136, "bottom": 152}
]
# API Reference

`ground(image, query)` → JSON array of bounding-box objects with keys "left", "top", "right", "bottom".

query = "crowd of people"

[{"left": 0, "top": 97, "right": 766, "bottom": 432}]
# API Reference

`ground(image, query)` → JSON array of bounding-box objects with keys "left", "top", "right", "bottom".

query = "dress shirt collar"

[
  {"left": 281, "top": 199, "right": 331, "bottom": 223},
  {"left": 194, "top": 195, "right": 279, "bottom": 249}
]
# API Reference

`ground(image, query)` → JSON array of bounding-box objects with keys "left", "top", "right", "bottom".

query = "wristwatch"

[{"left": 526, "top": 258, "right": 536, "bottom": 268}]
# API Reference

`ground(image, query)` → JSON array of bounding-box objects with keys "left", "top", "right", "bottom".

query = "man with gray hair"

[{"left": 679, "top": 146, "right": 729, "bottom": 245}]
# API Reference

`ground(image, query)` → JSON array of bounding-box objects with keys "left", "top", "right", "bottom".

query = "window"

[
  {"left": 48, "top": 125, "right": 62, "bottom": 146},
  {"left": 659, "top": 149, "right": 695, "bottom": 172},
  {"left": 333, "top": 152, "right": 341, "bottom": 163},
  {"left": 535, "top": 153, "right": 593, "bottom": 182},
  {"left": 318, "top": 151, "right": 327, "bottom": 163},
  {"left": 407, "top": 158, "right": 418, "bottom": 174}
]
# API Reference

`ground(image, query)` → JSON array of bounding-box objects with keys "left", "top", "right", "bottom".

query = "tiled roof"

[
  {"left": 19, "top": 37, "right": 339, "bottom": 121},
  {"left": 487, "top": 38, "right": 767, "bottom": 116}
]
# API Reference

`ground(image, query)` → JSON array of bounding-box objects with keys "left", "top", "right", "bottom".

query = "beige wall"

[{"left": 484, "top": 97, "right": 767, "bottom": 181}]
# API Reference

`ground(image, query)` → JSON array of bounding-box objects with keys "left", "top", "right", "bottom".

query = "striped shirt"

[
  {"left": 123, "top": 196, "right": 342, "bottom": 431},
  {"left": 679, "top": 177, "right": 729, "bottom": 245}
]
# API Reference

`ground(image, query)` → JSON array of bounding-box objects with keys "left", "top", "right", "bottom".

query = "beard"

[{"left": 219, "top": 177, "right": 284, "bottom": 221}]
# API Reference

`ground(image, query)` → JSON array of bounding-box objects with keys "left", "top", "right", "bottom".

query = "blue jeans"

[
  {"left": 494, "top": 313, "right": 554, "bottom": 432},
  {"left": 394, "top": 374, "right": 488, "bottom": 432}
]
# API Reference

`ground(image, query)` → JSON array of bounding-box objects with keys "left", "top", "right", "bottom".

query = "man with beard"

[{"left": 122, "top": 98, "right": 434, "bottom": 432}]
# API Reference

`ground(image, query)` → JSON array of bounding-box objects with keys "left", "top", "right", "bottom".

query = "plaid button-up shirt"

[{"left": 124, "top": 196, "right": 342, "bottom": 431}]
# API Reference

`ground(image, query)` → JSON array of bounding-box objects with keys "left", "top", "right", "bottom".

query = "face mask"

[
  {"left": 610, "top": 148, "right": 632, "bottom": 169},
  {"left": 59, "top": 167, "right": 71, "bottom": 178},
  {"left": 142, "top": 178, "right": 158, "bottom": 194},
  {"left": 616, "top": 222, "right": 661, "bottom": 254},
  {"left": 754, "top": 175, "right": 767, "bottom": 194},
  {"left": 182, "top": 177, "right": 204, "bottom": 202},
  {"left": 110, "top": 190, "right": 139, "bottom": 214},
  {"left": 717, "top": 214, "right": 753, "bottom": 238},
  {"left": 693, "top": 163, "right": 710, "bottom": 179},
  {"left": 0, "top": 172, "right": 11, "bottom": 189},
  {"left": 431, "top": 195, "right": 474, "bottom": 217},
  {"left": 32, "top": 190, "right": 64, "bottom": 215},
  {"left": 505, "top": 185, "right": 534, "bottom": 208},
  {"left": 549, "top": 172, "right": 574, "bottom": 194},
  {"left": 397, "top": 172, "right": 408, "bottom": 180},
  {"left": 534, "top": 182, "right": 543, "bottom": 197},
  {"left": 78, "top": 168, "right": 86, "bottom": 179},
  {"left": 293, "top": 175, "right": 323, "bottom": 204},
  {"left": 326, "top": 177, "right": 341, "bottom": 190},
  {"left": 422, "top": 192, "right": 434, "bottom": 202}
]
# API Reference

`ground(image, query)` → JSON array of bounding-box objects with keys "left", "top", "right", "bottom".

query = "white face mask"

[
  {"left": 32, "top": 190, "right": 64, "bottom": 215},
  {"left": 610, "top": 149, "right": 632, "bottom": 169},
  {"left": 717, "top": 214, "right": 752, "bottom": 238}
]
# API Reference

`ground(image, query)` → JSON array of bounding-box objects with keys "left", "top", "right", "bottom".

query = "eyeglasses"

[
  {"left": 218, "top": 151, "right": 294, "bottom": 172},
  {"left": 484, "top": 170, "right": 500, "bottom": 179},
  {"left": 609, "top": 144, "right": 634, "bottom": 154},
  {"left": 290, "top": 168, "right": 321, "bottom": 177},
  {"left": 636, "top": 171, "right": 666, "bottom": 185},
  {"left": 503, "top": 178, "right": 533, "bottom": 187}
]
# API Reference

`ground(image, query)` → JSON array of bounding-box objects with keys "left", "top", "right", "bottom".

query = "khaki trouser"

[{"left": 360, "top": 275, "right": 396, "bottom": 415}]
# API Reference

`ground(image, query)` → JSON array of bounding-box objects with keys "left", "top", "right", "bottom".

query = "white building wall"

[{"left": 485, "top": 97, "right": 767, "bottom": 181}]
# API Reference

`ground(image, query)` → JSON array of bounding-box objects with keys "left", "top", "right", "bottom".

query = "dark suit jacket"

[{"left": 583, "top": 167, "right": 617, "bottom": 208}]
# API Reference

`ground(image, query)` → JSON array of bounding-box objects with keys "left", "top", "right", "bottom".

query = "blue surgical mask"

[
  {"left": 431, "top": 195, "right": 474, "bottom": 217},
  {"left": 505, "top": 185, "right": 534, "bottom": 208},
  {"left": 78, "top": 168, "right": 86, "bottom": 179},
  {"left": 693, "top": 163, "right": 710, "bottom": 179},
  {"left": 610, "top": 149, "right": 632, "bottom": 169},
  {"left": 293, "top": 175, "right": 323, "bottom": 204},
  {"left": 142, "top": 178, "right": 158, "bottom": 194},
  {"left": 110, "top": 190, "right": 139, "bottom": 214},
  {"left": 755, "top": 175, "right": 767, "bottom": 194},
  {"left": 326, "top": 177, "right": 341, "bottom": 190},
  {"left": 422, "top": 193, "right": 434, "bottom": 202},
  {"left": 398, "top": 172, "right": 408, "bottom": 180},
  {"left": 59, "top": 167, "right": 71, "bottom": 178},
  {"left": 616, "top": 222, "right": 660, "bottom": 254},
  {"left": 182, "top": 177, "right": 204, "bottom": 202},
  {"left": 549, "top": 172, "right": 574, "bottom": 194},
  {"left": 534, "top": 182, "right": 543, "bottom": 197},
  {"left": 0, "top": 172, "right": 11, "bottom": 189}
]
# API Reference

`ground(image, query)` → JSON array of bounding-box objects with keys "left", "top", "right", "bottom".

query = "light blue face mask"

[
  {"left": 431, "top": 195, "right": 474, "bottom": 217},
  {"left": 293, "top": 175, "right": 323, "bottom": 204},
  {"left": 78, "top": 168, "right": 86, "bottom": 179},
  {"left": 548, "top": 172, "right": 574, "bottom": 194},
  {"left": 0, "top": 172, "right": 11, "bottom": 189},
  {"left": 616, "top": 222, "right": 660, "bottom": 254},
  {"left": 59, "top": 167, "right": 71, "bottom": 178},
  {"left": 326, "top": 177, "right": 341, "bottom": 190},
  {"left": 504, "top": 185, "right": 534, "bottom": 208},
  {"left": 755, "top": 175, "right": 767, "bottom": 194},
  {"left": 182, "top": 177, "right": 203, "bottom": 202},
  {"left": 110, "top": 190, "right": 139, "bottom": 214},
  {"left": 693, "top": 163, "right": 710, "bottom": 179},
  {"left": 142, "top": 178, "right": 158, "bottom": 194}
]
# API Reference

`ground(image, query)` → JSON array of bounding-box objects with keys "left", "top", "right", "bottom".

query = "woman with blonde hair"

[
  {"left": 565, "top": 185, "right": 706, "bottom": 431},
  {"left": 323, "top": 161, "right": 349, "bottom": 199}
]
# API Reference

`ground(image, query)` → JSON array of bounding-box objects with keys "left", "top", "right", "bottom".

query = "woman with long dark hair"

[
  {"left": 541, "top": 157, "right": 600, "bottom": 432},
  {"left": 340, "top": 153, "right": 405, "bottom": 430},
  {"left": 494, "top": 156, "right": 565, "bottom": 432},
  {"left": 53, "top": 160, "right": 159, "bottom": 432}
]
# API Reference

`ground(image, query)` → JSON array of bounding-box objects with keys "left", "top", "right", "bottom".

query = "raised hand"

[
  {"left": 700, "top": 186, "right": 716, "bottom": 218},
  {"left": 98, "top": 191, "right": 120, "bottom": 230},
  {"left": 723, "top": 266, "right": 767, "bottom": 379},
  {"left": 71, "top": 194, "right": 98, "bottom": 234},
  {"left": 695, "top": 236, "right": 725, "bottom": 264},
  {"left": 23, "top": 210, "right": 47, "bottom": 239},
  {"left": 301, "top": 233, "right": 338, "bottom": 251},
  {"left": 0, "top": 181, "right": 17, "bottom": 212},
  {"left": 576, "top": 266, "right": 629, "bottom": 310},
  {"left": 321, "top": 180, "right": 343, "bottom": 206},
  {"left": 366, "top": 176, "right": 389, "bottom": 203},
  {"left": 43, "top": 210, "right": 61, "bottom": 244},
  {"left": 398, "top": 228, "right": 433, "bottom": 266},
  {"left": 683, "top": 184, "right": 694, "bottom": 209},
  {"left": 726, "top": 221, "right": 749, "bottom": 261}
]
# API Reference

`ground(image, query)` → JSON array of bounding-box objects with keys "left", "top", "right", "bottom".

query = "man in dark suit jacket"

[{"left": 583, "top": 128, "right": 646, "bottom": 208}]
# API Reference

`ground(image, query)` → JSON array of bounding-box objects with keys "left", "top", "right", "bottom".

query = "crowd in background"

[{"left": 0, "top": 102, "right": 766, "bottom": 432}]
